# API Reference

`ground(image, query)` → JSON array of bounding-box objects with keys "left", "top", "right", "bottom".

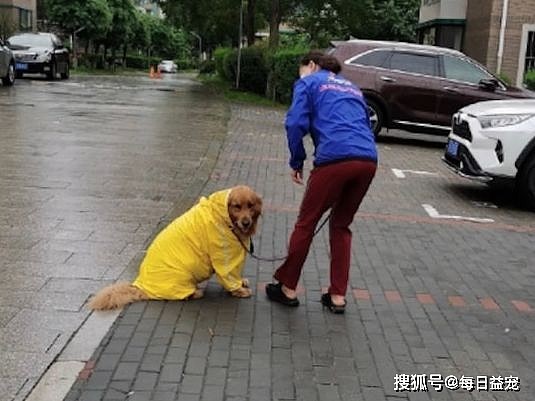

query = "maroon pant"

[{"left": 274, "top": 159, "right": 376, "bottom": 296}]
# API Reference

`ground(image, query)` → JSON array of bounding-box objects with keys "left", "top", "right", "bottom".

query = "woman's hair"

[{"left": 300, "top": 51, "right": 342, "bottom": 74}]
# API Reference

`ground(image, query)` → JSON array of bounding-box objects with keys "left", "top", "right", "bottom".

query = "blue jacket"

[{"left": 285, "top": 69, "right": 377, "bottom": 170}]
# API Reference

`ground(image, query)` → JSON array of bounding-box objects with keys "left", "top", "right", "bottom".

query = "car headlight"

[{"left": 477, "top": 114, "right": 534, "bottom": 129}]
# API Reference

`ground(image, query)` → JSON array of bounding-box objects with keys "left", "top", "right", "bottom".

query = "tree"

[
  {"left": 104, "top": 0, "right": 137, "bottom": 61},
  {"left": 47, "top": 0, "right": 112, "bottom": 44},
  {"left": 368, "top": 0, "right": 420, "bottom": 42}
]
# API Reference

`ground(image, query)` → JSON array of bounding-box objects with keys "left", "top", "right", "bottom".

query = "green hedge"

[
  {"left": 214, "top": 46, "right": 268, "bottom": 95},
  {"left": 213, "top": 45, "right": 309, "bottom": 103},
  {"left": 214, "top": 47, "right": 234, "bottom": 80},
  {"left": 126, "top": 55, "right": 158, "bottom": 69},
  {"left": 525, "top": 69, "right": 535, "bottom": 91},
  {"left": 267, "top": 46, "right": 309, "bottom": 103}
]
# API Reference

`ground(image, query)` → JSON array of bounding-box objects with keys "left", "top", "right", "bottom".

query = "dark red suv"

[{"left": 329, "top": 40, "right": 535, "bottom": 136}]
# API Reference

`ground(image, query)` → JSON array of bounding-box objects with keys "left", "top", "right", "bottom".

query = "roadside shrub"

[
  {"left": 525, "top": 69, "right": 535, "bottom": 91},
  {"left": 235, "top": 46, "right": 268, "bottom": 95},
  {"left": 176, "top": 58, "right": 196, "bottom": 70},
  {"left": 217, "top": 46, "right": 269, "bottom": 95},
  {"left": 125, "top": 55, "right": 160, "bottom": 70},
  {"left": 214, "top": 47, "right": 233, "bottom": 80},
  {"left": 199, "top": 59, "right": 216, "bottom": 74},
  {"left": 78, "top": 54, "right": 105, "bottom": 69},
  {"left": 267, "top": 46, "right": 309, "bottom": 103}
]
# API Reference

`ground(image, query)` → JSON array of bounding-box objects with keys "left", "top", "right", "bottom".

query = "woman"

[{"left": 265, "top": 51, "right": 377, "bottom": 314}]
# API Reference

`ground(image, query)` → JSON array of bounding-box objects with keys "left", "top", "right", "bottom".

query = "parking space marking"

[
  {"left": 422, "top": 204, "right": 495, "bottom": 224},
  {"left": 392, "top": 168, "right": 439, "bottom": 179}
]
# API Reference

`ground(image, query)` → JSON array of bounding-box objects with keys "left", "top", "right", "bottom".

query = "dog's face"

[{"left": 228, "top": 186, "right": 262, "bottom": 236}]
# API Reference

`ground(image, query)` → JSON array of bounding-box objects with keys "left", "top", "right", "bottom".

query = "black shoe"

[
  {"left": 266, "top": 283, "right": 300, "bottom": 307},
  {"left": 321, "top": 293, "right": 346, "bottom": 314}
]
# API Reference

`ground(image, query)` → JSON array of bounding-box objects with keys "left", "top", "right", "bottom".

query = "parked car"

[
  {"left": 443, "top": 99, "right": 535, "bottom": 208},
  {"left": 7, "top": 32, "right": 70, "bottom": 80},
  {"left": 158, "top": 60, "right": 177, "bottom": 73},
  {"left": 0, "top": 38, "right": 15, "bottom": 86},
  {"left": 329, "top": 40, "right": 535, "bottom": 136}
]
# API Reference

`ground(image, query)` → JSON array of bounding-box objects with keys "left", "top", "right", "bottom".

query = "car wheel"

[
  {"left": 517, "top": 156, "right": 535, "bottom": 210},
  {"left": 2, "top": 62, "right": 15, "bottom": 86},
  {"left": 366, "top": 99, "right": 384, "bottom": 137},
  {"left": 47, "top": 62, "right": 57, "bottom": 80},
  {"left": 60, "top": 63, "right": 70, "bottom": 80}
]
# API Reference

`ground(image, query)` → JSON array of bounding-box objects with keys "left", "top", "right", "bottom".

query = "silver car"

[
  {"left": 158, "top": 60, "right": 178, "bottom": 73},
  {"left": 0, "top": 38, "right": 16, "bottom": 86}
]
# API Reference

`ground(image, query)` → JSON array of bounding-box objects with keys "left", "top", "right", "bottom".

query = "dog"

[{"left": 89, "top": 186, "right": 262, "bottom": 310}]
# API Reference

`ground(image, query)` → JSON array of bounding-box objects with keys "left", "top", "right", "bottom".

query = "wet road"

[{"left": 0, "top": 74, "right": 228, "bottom": 401}]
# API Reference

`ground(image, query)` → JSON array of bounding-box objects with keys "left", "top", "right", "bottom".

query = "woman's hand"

[{"left": 291, "top": 169, "right": 304, "bottom": 185}]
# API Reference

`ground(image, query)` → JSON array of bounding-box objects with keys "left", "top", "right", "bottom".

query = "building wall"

[
  {"left": 502, "top": 0, "right": 535, "bottom": 84},
  {"left": 465, "top": 0, "right": 535, "bottom": 85},
  {"left": 0, "top": 0, "right": 37, "bottom": 32},
  {"left": 419, "top": 0, "right": 467, "bottom": 23},
  {"left": 463, "top": 0, "right": 495, "bottom": 68}
]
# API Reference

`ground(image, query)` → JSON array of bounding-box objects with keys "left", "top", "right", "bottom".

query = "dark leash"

[{"left": 233, "top": 212, "right": 332, "bottom": 262}]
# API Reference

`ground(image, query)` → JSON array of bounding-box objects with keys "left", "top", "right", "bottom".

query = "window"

[
  {"left": 442, "top": 55, "right": 492, "bottom": 84},
  {"left": 388, "top": 52, "right": 438, "bottom": 76},
  {"left": 19, "top": 8, "right": 32, "bottom": 31},
  {"left": 350, "top": 50, "right": 390, "bottom": 68},
  {"left": 525, "top": 31, "right": 535, "bottom": 72}
]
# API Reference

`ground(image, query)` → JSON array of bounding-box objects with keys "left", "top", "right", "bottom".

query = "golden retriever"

[{"left": 89, "top": 186, "right": 262, "bottom": 310}]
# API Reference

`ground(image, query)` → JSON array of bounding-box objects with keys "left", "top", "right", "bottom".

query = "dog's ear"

[{"left": 253, "top": 192, "right": 263, "bottom": 217}]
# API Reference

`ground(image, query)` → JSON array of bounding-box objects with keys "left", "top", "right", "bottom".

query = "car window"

[
  {"left": 388, "top": 52, "right": 438, "bottom": 76},
  {"left": 442, "top": 55, "right": 493, "bottom": 84},
  {"left": 349, "top": 50, "right": 390, "bottom": 68}
]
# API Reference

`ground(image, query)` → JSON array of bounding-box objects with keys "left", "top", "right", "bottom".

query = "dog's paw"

[
  {"left": 231, "top": 287, "right": 252, "bottom": 298},
  {"left": 191, "top": 289, "right": 205, "bottom": 300},
  {"left": 241, "top": 278, "right": 250, "bottom": 288}
]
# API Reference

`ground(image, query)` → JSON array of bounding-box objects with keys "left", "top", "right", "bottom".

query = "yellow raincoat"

[{"left": 132, "top": 189, "right": 249, "bottom": 300}]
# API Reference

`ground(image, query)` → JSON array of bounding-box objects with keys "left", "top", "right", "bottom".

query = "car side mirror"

[{"left": 479, "top": 78, "right": 498, "bottom": 92}]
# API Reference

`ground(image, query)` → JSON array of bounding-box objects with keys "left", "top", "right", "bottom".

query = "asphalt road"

[{"left": 0, "top": 73, "right": 228, "bottom": 401}]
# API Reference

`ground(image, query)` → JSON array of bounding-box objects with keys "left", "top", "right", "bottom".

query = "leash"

[{"left": 233, "top": 212, "right": 332, "bottom": 262}]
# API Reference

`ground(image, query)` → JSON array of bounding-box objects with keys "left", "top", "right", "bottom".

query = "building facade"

[
  {"left": 0, "top": 0, "right": 36, "bottom": 35},
  {"left": 418, "top": 0, "right": 535, "bottom": 87},
  {"left": 134, "top": 0, "right": 164, "bottom": 19}
]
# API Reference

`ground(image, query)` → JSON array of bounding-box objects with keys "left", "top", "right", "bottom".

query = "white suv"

[{"left": 443, "top": 99, "right": 535, "bottom": 208}]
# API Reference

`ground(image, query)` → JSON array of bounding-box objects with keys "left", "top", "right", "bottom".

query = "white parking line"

[
  {"left": 422, "top": 204, "right": 495, "bottom": 223},
  {"left": 392, "top": 168, "right": 439, "bottom": 179}
]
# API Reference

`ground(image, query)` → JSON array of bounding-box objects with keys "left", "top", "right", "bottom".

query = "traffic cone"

[
  {"left": 156, "top": 66, "right": 162, "bottom": 79},
  {"left": 149, "top": 66, "right": 155, "bottom": 79}
]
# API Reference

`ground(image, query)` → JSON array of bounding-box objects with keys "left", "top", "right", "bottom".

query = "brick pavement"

[{"left": 65, "top": 104, "right": 535, "bottom": 401}]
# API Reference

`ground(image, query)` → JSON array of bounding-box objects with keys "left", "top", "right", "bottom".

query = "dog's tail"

[{"left": 88, "top": 281, "right": 149, "bottom": 310}]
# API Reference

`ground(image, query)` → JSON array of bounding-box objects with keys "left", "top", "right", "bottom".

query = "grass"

[{"left": 198, "top": 74, "right": 285, "bottom": 109}]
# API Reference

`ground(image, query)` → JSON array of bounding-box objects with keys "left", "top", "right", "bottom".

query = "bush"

[
  {"left": 267, "top": 46, "right": 309, "bottom": 103},
  {"left": 199, "top": 59, "right": 216, "bottom": 74},
  {"left": 124, "top": 55, "right": 160, "bottom": 70},
  {"left": 214, "top": 47, "right": 234, "bottom": 80},
  {"left": 215, "top": 46, "right": 269, "bottom": 95},
  {"left": 78, "top": 54, "right": 106, "bottom": 69},
  {"left": 175, "top": 58, "right": 196, "bottom": 70},
  {"left": 525, "top": 69, "right": 535, "bottom": 91},
  {"left": 235, "top": 47, "right": 268, "bottom": 95}
]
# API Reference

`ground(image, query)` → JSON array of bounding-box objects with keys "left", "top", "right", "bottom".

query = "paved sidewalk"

[{"left": 64, "top": 104, "right": 535, "bottom": 401}]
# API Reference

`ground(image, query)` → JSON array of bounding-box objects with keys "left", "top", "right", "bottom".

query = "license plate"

[
  {"left": 446, "top": 139, "right": 459, "bottom": 157},
  {"left": 15, "top": 63, "right": 28, "bottom": 71}
]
